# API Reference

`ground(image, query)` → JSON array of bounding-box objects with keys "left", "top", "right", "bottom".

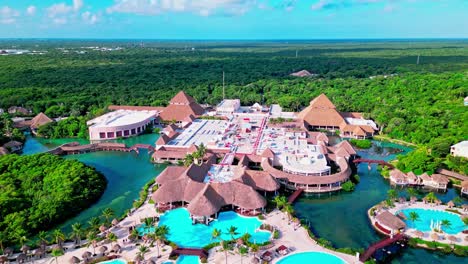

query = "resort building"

[
  {"left": 374, "top": 211, "right": 406, "bottom": 235},
  {"left": 158, "top": 91, "right": 205, "bottom": 124},
  {"left": 419, "top": 173, "right": 449, "bottom": 190},
  {"left": 30, "top": 112, "right": 53, "bottom": 133},
  {"left": 216, "top": 99, "right": 240, "bottom": 116},
  {"left": 461, "top": 181, "right": 468, "bottom": 196},
  {"left": 290, "top": 70, "right": 317, "bottom": 77},
  {"left": 450, "top": 141, "right": 468, "bottom": 158},
  {"left": 389, "top": 170, "right": 421, "bottom": 186},
  {"left": 297, "top": 94, "right": 378, "bottom": 139},
  {"left": 3, "top": 140, "right": 23, "bottom": 153},
  {"left": 152, "top": 156, "right": 279, "bottom": 224},
  {"left": 8, "top": 106, "right": 31, "bottom": 115},
  {"left": 87, "top": 109, "right": 158, "bottom": 141}
]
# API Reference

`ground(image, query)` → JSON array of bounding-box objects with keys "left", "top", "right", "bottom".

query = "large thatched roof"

[
  {"left": 159, "top": 91, "right": 204, "bottom": 122},
  {"left": 375, "top": 211, "right": 406, "bottom": 230}
]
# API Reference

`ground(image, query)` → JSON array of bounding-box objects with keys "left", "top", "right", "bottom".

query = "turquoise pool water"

[
  {"left": 399, "top": 208, "right": 465, "bottom": 234},
  {"left": 176, "top": 255, "right": 199, "bottom": 264},
  {"left": 277, "top": 251, "right": 346, "bottom": 264},
  {"left": 139, "top": 208, "right": 270, "bottom": 248},
  {"left": 98, "top": 259, "right": 127, "bottom": 264}
]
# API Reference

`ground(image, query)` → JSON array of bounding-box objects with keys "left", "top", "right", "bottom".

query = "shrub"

[
  {"left": 200, "top": 257, "right": 208, "bottom": 263},
  {"left": 273, "top": 230, "right": 280, "bottom": 239},
  {"left": 350, "top": 139, "right": 372, "bottom": 149},
  {"left": 341, "top": 181, "right": 355, "bottom": 192}
]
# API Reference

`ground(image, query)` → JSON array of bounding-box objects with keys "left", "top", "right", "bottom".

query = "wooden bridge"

[
  {"left": 288, "top": 188, "right": 304, "bottom": 204},
  {"left": 353, "top": 158, "right": 394, "bottom": 169},
  {"left": 360, "top": 233, "right": 406, "bottom": 262},
  {"left": 47, "top": 142, "right": 155, "bottom": 155},
  {"left": 171, "top": 248, "right": 208, "bottom": 259}
]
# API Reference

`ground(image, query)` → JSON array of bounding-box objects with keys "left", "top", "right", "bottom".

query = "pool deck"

[
  {"left": 207, "top": 209, "right": 361, "bottom": 264},
  {"left": 372, "top": 201, "right": 468, "bottom": 246}
]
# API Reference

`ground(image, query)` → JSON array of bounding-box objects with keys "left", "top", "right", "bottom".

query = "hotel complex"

[{"left": 91, "top": 91, "right": 377, "bottom": 222}]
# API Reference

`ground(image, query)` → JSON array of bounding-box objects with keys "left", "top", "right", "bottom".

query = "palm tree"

[
  {"left": 441, "top": 219, "right": 452, "bottom": 231},
  {"left": 37, "top": 231, "right": 49, "bottom": 246},
  {"left": 155, "top": 225, "right": 170, "bottom": 257},
  {"left": 88, "top": 217, "right": 101, "bottom": 231},
  {"left": 408, "top": 212, "right": 420, "bottom": 228},
  {"left": 453, "top": 197, "right": 463, "bottom": 207},
  {"left": 425, "top": 192, "right": 437, "bottom": 204},
  {"left": 107, "top": 232, "right": 118, "bottom": 247},
  {"left": 0, "top": 231, "right": 5, "bottom": 255},
  {"left": 387, "top": 189, "right": 398, "bottom": 201},
  {"left": 282, "top": 204, "right": 294, "bottom": 222},
  {"left": 51, "top": 248, "right": 64, "bottom": 264},
  {"left": 86, "top": 231, "right": 98, "bottom": 256},
  {"left": 101, "top": 208, "right": 115, "bottom": 225},
  {"left": 138, "top": 245, "right": 149, "bottom": 261},
  {"left": 407, "top": 187, "right": 418, "bottom": 198},
  {"left": 183, "top": 153, "right": 194, "bottom": 167},
  {"left": 273, "top": 195, "right": 287, "bottom": 210},
  {"left": 239, "top": 246, "right": 248, "bottom": 264},
  {"left": 221, "top": 240, "right": 230, "bottom": 264},
  {"left": 227, "top": 226, "right": 239, "bottom": 241},
  {"left": 71, "top": 222, "right": 84, "bottom": 246},
  {"left": 130, "top": 229, "right": 140, "bottom": 241},
  {"left": 240, "top": 233, "right": 251, "bottom": 245},
  {"left": 143, "top": 218, "right": 154, "bottom": 234},
  {"left": 250, "top": 243, "right": 259, "bottom": 253},
  {"left": 52, "top": 229, "right": 65, "bottom": 247},
  {"left": 211, "top": 228, "right": 222, "bottom": 242}
]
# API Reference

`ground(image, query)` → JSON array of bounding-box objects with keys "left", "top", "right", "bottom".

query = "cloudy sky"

[{"left": 0, "top": 0, "right": 466, "bottom": 39}]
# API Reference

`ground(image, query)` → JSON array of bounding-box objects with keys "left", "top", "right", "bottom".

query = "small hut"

[
  {"left": 398, "top": 197, "right": 406, "bottom": 204},
  {"left": 447, "top": 200, "right": 455, "bottom": 208},
  {"left": 98, "top": 245, "right": 108, "bottom": 255},
  {"left": 99, "top": 225, "right": 107, "bottom": 233},
  {"left": 82, "top": 251, "right": 92, "bottom": 260},
  {"left": 112, "top": 244, "right": 122, "bottom": 253},
  {"left": 435, "top": 199, "right": 442, "bottom": 206},
  {"left": 16, "top": 253, "right": 27, "bottom": 264},
  {"left": 0, "top": 256, "right": 8, "bottom": 264},
  {"left": 69, "top": 256, "right": 80, "bottom": 264},
  {"left": 112, "top": 218, "right": 119, "bottom": 226},
  {"left": 410, "top": 196, "right": 418, "bottom": 204},
  {"left": 412, "top": 230, "right": 424, "bottom": 238},
  {"left": 20, "top": 245, "right": 30, "bottom": 254},
  {"left": 447, "top": 235, "right": 458, "bottom": 244},
  {"left": 3, "top": 247, "right": 13, "bottom": 256},
  {"left": 34, "top": 248, "right": 46, "bottom": 259}
]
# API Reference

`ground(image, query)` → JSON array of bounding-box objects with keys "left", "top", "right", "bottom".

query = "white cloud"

[
  {"left": 82, "top": 11, "right": 99, "bottom": 24},
  {"left": 47, "top": 3, "right": 74, "bottom": 18},
  {"left": 47, "top": 1, "right": 85, "bottom": 24},
  {"left": 107, "top": 0, "right": 258, "bottom": 16},
  {"left": 74, "top": 0, "right": 84, "bottom": 11},
  {"left": 26, "top": 5, "right": 37, "bottom": 16},
  {"left": 0, "top": 6, "right": 20, "bottom": 24}
]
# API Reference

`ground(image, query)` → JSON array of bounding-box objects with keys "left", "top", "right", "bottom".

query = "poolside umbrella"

[
  {"left": 447, "top": 201, "right": 455, "bottom": 208},
  {"left": 431, "top": 233, "right": 440, "bottom": 241},
  {"left": 435, "top": 200, "right": 442, "bottom": 206},
  {"left": 20, "top": 244, "right": 30, "bottom": 253},
  {"left": 412, "top": 230, "right": 424, "bottom": 238},
  {"left": 82, "top": 251, "right": 92, "bottom": 260},
  {"left": 16, "top": 253, "right": 27, "bottom": 264},
  {"left": 3, "top": 247, "right": 13, "bottom": 256},
  {"left": 398, "top": 197, "right": 406, "bottom": 204},
  {"left": 410, "top": 196, "right": 418, "bottom": 203},
  {"left": 447, "top": 235, "right": 457, "bottom": 243},
  {"left": 147, "top": 260, "right": 156, "bottom": 264},
  {"left": 112, "top": 218, "right": 119, "bottom": 226},
  {"left": 69, "top": 256, "right": 80, "bottom": 264},
  {"left": 34, "top": 248, "right": 45, "bottom": 258},
  {"left": 98, "top": 246, "right": 108, "bottom": 255},
  {"left": 99, "top": 225, "right": 107, "bottom": 233},
  {"left": 112, "top": 244, "right": 121, "bottom": 253},
  {"left": 236, "top": 238, "right": 244, "bottom": 246}
]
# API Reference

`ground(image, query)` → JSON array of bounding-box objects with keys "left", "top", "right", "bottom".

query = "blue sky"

[{"left": 0, "top": 0, "right": 466, "bottom": 39}]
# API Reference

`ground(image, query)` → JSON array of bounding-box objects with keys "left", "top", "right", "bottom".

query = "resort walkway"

[
  {"left": 360, "top": 234, "right": 406, "bottom": 262},
  {"left": 353, "top": 158, "right": 394, "bottom": 169},
  {"left": 287, "top": 189, "right": 304, "bottom": 204}
]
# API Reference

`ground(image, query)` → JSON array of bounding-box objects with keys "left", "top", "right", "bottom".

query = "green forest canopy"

[{"left": 0, "top": 154, "right": 107, "bottom": 246}]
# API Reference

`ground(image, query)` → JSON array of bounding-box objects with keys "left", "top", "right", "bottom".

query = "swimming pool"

[
  {"left": 276, "top": 251, "right": 346, "bottom": 264},
  {"left": 399, "top": 208, "right": 465, "bottom": 234},
  {"left": 138, "top": 208, "right": 270, "bottom": 248},
  {"left": 176, "top": 255, "right": 200, "bottom": 264},
  {"left": 99, "top": 259, "right": 127, "bottom": 264}
]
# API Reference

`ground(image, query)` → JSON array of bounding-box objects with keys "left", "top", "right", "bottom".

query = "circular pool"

[{"left": 276, "top": 251, "right": 347, "bottom": 264}]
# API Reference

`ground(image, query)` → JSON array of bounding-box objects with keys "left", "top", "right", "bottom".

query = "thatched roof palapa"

[
  {"left": 375, "top": 211, "right": 406, "bottom": 230},
  {"left": 69, "top": 256, "right": 80, "bottom": 264}
]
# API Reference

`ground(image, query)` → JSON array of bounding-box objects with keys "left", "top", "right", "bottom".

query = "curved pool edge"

[{"left": 274, "top": 251, "right": 349, "bottom": 264}]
